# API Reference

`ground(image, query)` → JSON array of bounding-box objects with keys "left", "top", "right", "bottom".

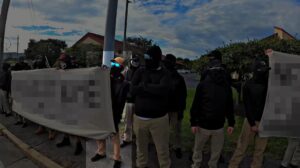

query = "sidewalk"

[
  {"left": 0, "top": 113, "right": 283, "bottom": 168},
  {"left": 0, "top": 136, "right": 38, "bottom": 168},
  {"left": 0, "top": 114, "right": 132, "bottom": 168}
]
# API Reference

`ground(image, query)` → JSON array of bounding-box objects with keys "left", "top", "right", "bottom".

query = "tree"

[
  {"left": 126, "top": 36, "right": 156, "bottom": 54},
  {"left": 66, "top": 43, "right": 102, "bottom": 67},
  {"left": 24, "top": 39, "right": 67, "bottom": 66},
  {"left": 192, "top": 38, "right": 300, "bottom": 81}
]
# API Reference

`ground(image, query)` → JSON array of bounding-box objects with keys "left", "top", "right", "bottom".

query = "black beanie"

[
  {"left": 165, "top": 54, "right": 176, "bottom": 65},
  {"left": 146, "top": 45, "right": 162, "bottom": 61}
]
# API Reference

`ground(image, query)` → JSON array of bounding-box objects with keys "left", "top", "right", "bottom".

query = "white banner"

[
  {"left": 259, "top": 51, "right": 300, "bottom": 138},
  {"left": 11, "top": 67, "right": 115, "bottom": 140}
]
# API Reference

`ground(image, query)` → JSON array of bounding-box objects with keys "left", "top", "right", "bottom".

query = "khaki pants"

[
  {"left": 191, "top": 127, "right": 224, "bottom": 168},
  {"left": 281, "top": 138, "right": 300, "bottom": 167},
  {"left": 133, "top": 114, "right": 170, "bottom": 168},
  {"left": 229, "top": 119, "right": 268, "bottom": 168},
  {"left": 0, "top": 89, "right": 11, "bottom": 114},
  {"left": 123, "top": 103, "right": 134, "bottom": 142},
  {"left": 169, "top": 112, "right": 182, "bottom": 149}
]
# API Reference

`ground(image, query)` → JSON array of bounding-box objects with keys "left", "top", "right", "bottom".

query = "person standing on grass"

[
  {"left": 0, "top": 63, "right": 12, "bottom": 117},
  {"left": 163, "top": 54, "right": 187, "bottom": 159},
  {"left": 120, "top": 56, "right": 140, "bottom": 148},
  {"left": 91, "top": 57, "right": 129, "bottom": 168},
  {"left": 190, "top": 58, "right": 235, "bottom": 168},
  {"left": 279, "top": 138, "right": 300, "bottom": 168},
  {"left": 131, "top": 45, "right": 171, "bottom": 168},
  {"left": 199, "top": 49, "right": 232, "bottom": 164},
  {"left": 228, "top": 58, "right": 270, "bottom": 168}
]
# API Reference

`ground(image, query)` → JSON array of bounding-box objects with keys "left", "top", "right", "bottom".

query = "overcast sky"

[{"left": 2, "top": 0, "right": 300, "bottom": 59}]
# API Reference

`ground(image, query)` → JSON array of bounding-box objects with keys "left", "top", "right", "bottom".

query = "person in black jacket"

[
  {"left": 0, "top": 63, "right": 12, "bottom": 117},
  {"left": 163, "top": 54, "right": 187, "bottom": 159},
  {"left": 200, "top": 49, "right": 233, "bottom": 164},
  {"left": 132, "top": 45, "right": 171, "bottom": 168},
  {"left": 190, "top": 59, "right": 235, "bottom": 168},
  {"left": 229, "top": 58, "right": 270, "bottom": 168},
  {"left": 91, "top": 57, "right": 129, "bottom": 168}
]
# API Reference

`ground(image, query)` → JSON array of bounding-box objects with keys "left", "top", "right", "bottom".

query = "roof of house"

[
  {"left": 72, "top": 32, "right": 123, "bottom": 50},
  {"left": 274, "top": 26, "right": 296, "bottom": 40},
  {"left": 262, "top": 26, "right": 297, "bottom": 41}
]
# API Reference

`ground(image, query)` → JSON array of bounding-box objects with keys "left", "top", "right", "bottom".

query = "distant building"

[
  {"left": 73, "top": 32, "right": 123, "bottom": 55},
  {"left": 262, "top": 26, "right": 297, "bottom": 41},
  {"left": 72, "top": 32, "right": 127, "bottom": 66}
]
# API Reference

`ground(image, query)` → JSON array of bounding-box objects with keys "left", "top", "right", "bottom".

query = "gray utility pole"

[
  {"left": 122, "top": 0, "right": 130, "bottom": 57},
  {"left": 17, "top": 35, "right": 19, "bottom": 58},
  {"left": 102, "top": 0, "right": 118, "bottom": 67},
  {"left": 0, "top": 0, "right": 11, "bottom": 68}
]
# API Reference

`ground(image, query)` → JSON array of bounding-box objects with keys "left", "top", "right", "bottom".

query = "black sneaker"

[
  {"left": 90, "top": 154, "right": 106, "bottom": 162},
  {"left": 22, "top": 123, "right": 28, "bottom": 128},
  {"left": 14, "top": 121, "right": 22, "bottom": 125},
  {"left": 219, "top": 154, "right": 225, "bottom": 163},
  {"left": 120, "top": 141, "right": 132, "bottom": 148},
  {"left": 74, "top": 142, "right": 83, "bottom": 155},
  {"left": 175, "top": 148, "right": 182, "bottom": 159},
  {"left": 113, "top": 160, "right": 122, "bottom": 168},
  {"left": 289, "top": 164, "right": 298, "bottom": 168},
  {"left": 5, "top": 113, "right": 12, "bottom": 117},
  {"left": 56, "top": 137, "right": 71, "bottom": 148}
]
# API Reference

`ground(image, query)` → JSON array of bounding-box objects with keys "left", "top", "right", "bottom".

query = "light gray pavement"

[
  {"left": 0, "top": 136, "right": 38, "bottom": 168},
  {"left": 0, "top": 113, "right": 133, "bottom": 168}
]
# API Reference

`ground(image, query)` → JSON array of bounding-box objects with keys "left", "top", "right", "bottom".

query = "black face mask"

[
  {"left": 145, "top": 59, "right": 160, "bottom": 70},
  {"left": 253, "top": 67, "right": 270, "bottom": 84},
  {"left": 110, "top": 66, "right": 123, "bottom": 78},
  {"left": 163, "top": 60, "right": 174, "bottom": 70}
]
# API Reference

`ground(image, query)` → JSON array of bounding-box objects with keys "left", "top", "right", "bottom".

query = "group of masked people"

[
  {"left": 1, "top": 46, "right": 300, "bottom": 168},
  {"left": 190, "top": 50, "right": 300, "bottom": 168},
  {"left": 0, "top": 48, "right": 186, "bottom": 168},
  {"left": 88, "top": 45, "right": 188, "bottom": 168}
]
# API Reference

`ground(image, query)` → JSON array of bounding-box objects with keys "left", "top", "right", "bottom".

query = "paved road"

[
  {"left": 0, "top": 136, "right": 38, "bottom": 168},
  {"left": 181, "top": 72, "right": 199, "bottom": 89}
]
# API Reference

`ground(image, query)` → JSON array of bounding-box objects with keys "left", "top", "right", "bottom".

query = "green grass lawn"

[{"left": 181, "top": 89, "right": 287, "bottom": 160}]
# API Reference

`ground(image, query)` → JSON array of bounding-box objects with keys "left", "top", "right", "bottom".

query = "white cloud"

[{"left": 3, "top": 0, "right": 300, "bottom": 59}]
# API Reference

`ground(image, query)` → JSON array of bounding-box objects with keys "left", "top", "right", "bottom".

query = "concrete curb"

[{"left": 0, "top": 123, "right": 64, "bottom": 168}]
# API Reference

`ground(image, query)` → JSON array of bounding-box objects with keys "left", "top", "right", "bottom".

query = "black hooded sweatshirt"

[
  {"left": 243, "top": 78, "right": 268, "bottom": 127},
  {"left": 190, "top": 68, "right": 235, "bottom": 130},
  {"left": 110, "top": 73, "right": 129, "bottom": 132},
  {"left": 131, "top": 67, "right": 171, "bottom": 118}
]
